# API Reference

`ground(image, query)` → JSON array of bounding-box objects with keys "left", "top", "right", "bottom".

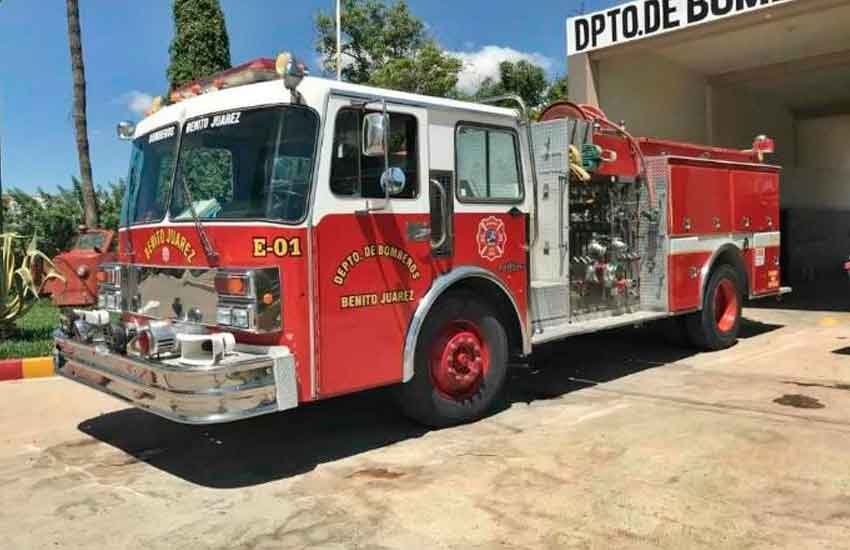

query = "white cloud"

[
  {"left": 448, "top": 45, "right": 556, "bottom": 95},
  {"left": 116, "top": 91, "right": 155, "bottom": 116}
]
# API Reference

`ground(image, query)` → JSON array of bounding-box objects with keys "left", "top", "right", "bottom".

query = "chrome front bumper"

[{"left": 54, "top": 336, "right": 298, "bottom": 424}]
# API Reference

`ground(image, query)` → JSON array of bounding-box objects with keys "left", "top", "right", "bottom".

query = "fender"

[
  {"left": 402, "top": 266, "right": 531, "bottom": 382},
  {"left": 698, "top": 240, "right": 750, "bottom": 307}
]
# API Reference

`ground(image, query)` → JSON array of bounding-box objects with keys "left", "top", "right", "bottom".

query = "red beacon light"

[
  {"left": 169, "top": 58, "right": 279, "bottom": 104},
  {"left": 145, "top": 54, "right": 307, "bottom": 117}
]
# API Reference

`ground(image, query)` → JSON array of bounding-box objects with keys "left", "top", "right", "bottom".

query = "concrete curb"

[{"left": 0, "top": 357, "right": 54, "bottom": 382}]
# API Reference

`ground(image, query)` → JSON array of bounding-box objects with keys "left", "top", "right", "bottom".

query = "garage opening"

[{"left": 568, "top": 0, "right": 850, "bottom": 287}]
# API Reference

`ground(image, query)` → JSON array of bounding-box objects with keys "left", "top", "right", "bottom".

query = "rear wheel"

[
  {"left": 685, "top": 265, "right": 743, "bottom": 351},
  {"left": 396, "top": 291, "right": 508, "bottom": 427}
]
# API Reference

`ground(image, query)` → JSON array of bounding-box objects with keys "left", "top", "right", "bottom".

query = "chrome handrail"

[{"left": 429, "top": 178, "right": 449, "bottom": 250}]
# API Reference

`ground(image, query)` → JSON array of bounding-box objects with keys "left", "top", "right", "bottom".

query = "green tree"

[
  {"left": 315, "top": 0, "right": 460, "bottom": 97},
  {"left": 6, "top": 186, "right": 82, "bottom": 257},
  {"left": 370, "top": 41, "right": 462, "bottom": 97},
  {"left": 478, "top": 60, "right": 549, "bottom": 110},
  {"left": 97, "top": 180, "right": 125, "bottom": 232},
  {"left": 545, "top": 74, "right": 569, "bottom": 105},
  {"left": 167, "top": 0, "right": 231, "bottom": 91},
  {"left": 5, "top": 179, "right": 125, "bottom": 257}
]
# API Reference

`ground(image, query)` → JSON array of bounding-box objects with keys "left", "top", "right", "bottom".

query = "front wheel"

[
  {"left": 684, "top": 264, "right": 743, "bottom": 351},
  {"left": 395, "top": 291, "right": 509, "bottom": 427}
]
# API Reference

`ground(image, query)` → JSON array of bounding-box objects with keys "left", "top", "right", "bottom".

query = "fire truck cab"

[{"left": 54, "top": 55, "right": 788, "bottom": 427}]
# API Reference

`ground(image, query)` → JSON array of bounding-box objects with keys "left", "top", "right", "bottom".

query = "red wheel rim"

[
  {"left": 430, "top": 320, "right": 491, "bottom": 401},
  {"left": 714, "top": 279, "right": 739, "bottom": 333}
]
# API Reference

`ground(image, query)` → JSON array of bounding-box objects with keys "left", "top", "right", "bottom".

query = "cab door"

[{"left": 312, "top": 96, "right": 437, "bottom": 397}]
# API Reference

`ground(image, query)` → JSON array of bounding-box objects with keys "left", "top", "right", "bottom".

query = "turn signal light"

[
  {"left": 215, "top": 273, "right": 249, "bottom": 296},
  {"left": 96, "top": 270, "right": 108, "bottom": 283}
]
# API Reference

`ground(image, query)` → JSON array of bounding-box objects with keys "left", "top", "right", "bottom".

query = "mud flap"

[{"left": 269, "top": 347, "right": 298, "bottom": 412}]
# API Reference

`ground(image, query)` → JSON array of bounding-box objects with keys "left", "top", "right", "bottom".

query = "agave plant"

[{"left": 0, "top": 233, "right": 64, "bottom": 336}]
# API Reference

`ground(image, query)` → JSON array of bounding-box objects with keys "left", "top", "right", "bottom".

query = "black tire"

[
  {"left": 684, "top": 264, "right": 743, "bottom": 351},
  {"left": 395, "top": 291, "right": 509, "bottom": 427}
]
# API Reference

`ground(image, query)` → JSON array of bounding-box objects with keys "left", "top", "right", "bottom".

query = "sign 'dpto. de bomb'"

[{"left": 568, "top": 0, "right": 792, "bottom": 55}]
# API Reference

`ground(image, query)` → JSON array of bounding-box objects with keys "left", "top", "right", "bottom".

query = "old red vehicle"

[
  {"left": 44, "top": 228, "right": 117, "bottom": 308},
  {"left": 54, "top": 54, "right": 789, "bottom": 427}
]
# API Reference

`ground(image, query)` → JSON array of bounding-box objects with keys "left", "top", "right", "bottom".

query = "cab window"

[
  {"left": 456, "top": 125, "right": 523, "bottom": 202},
  {"left": 330, "top": 109, "right": 418, "bottom": 199}
]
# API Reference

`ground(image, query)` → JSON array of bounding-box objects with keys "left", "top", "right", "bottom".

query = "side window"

[
  {"left": 456, "top": 125, "right": 523, "bottom": 202},
  {"left": 330, "top": 108, "right": 418, "bottom": 199}
]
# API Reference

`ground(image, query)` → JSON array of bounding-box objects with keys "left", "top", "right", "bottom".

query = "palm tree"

[{"left": 65, "top": 0, "right": 99, "bottom": 228}]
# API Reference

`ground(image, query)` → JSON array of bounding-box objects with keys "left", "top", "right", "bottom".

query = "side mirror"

[
  {"left": 363, "top": 112, "right": 388, "bottom": 157},
  {"left": 381, "top": 167, "right": 406, "bottom": 196},
  {"left": 117, "top": 121, "right": 136, "bottom": 141}
]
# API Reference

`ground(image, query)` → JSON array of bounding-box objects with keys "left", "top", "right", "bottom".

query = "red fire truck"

[
  {"left": 43, "top": 228, "right": 117, "bottom": 309},
  {"left": 54, "top": 55, "right": 788, "bottom": 427}
]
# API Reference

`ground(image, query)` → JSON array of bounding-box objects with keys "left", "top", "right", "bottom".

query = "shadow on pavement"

[
  {"left": 78, "top": 387, "right": 427, "bottom": 489},
  {"left": 508, "top": 317, "right": 782, "bottom": 401},
  {"left": 79, "top": 318, "right": 782, "bottom": 489}
]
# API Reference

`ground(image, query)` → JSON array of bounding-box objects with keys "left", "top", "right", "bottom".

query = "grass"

[{"left": 0, "top": 301, "right": 60, "bottom": 360}]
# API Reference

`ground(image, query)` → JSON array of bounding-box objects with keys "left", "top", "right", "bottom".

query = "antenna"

[{"left": 336, "top": 0, "right": 342, "bottom": 81}]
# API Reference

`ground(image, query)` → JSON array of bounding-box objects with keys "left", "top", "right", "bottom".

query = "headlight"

[
  {"left": 216, "top": 306, "right": 232, "bottom": 327},
  {"left": 77, "top": 265, "right": 90, "bottom": 278},
  {"left": 231, "top": 308, "right": 249, "bottom": 329}
]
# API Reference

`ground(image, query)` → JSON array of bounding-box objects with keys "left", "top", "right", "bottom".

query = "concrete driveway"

[{"left": 2, "top": 295, "right": 850, "bottom": 549}]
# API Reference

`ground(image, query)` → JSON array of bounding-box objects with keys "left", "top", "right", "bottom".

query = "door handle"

[{"left": 430, "top": 179, "right": 449, "bottom": 249}]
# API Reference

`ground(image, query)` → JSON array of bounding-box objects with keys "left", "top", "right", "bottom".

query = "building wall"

[
  {"left": 794, "top": 115, "right": 850, "bottom": 208},
  {"left": 594, "top": 52, "right": 707, "bottom": 143},
  {"left": 781, "top": 115, "right": 850, "bottom": 281},
  {"left": 709, "top": 84, "right": 796, "bottom": 201}
]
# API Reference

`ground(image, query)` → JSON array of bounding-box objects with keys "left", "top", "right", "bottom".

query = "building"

[{"left": 567, "top": 0, "right": 850, "bottom": 283}]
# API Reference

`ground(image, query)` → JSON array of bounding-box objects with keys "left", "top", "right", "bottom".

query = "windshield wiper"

[{"left": 179, "top": 175, "right": 220, "bottom": 266}]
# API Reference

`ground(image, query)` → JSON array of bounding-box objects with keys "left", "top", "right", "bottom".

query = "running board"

[{"left": 531, "top": 310, "right": 672, "bottom": 346}]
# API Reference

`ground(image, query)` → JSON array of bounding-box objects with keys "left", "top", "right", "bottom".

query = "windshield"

[
  {"left": 170, "top": 106, "right": 319, "bottom": 223},
  {"left": 121, "top": 125, "right": 177, "bottom": 225},
  {"left": 74, "top": 231, "right": 108, "bottom": 251}
]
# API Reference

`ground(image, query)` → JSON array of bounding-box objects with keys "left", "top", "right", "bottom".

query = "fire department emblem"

[
  {"left": 162, "top": 246, "right": 170, "bottom": 263},
  {"left": 476, "top": 216, "right": 507, "bottom": 262}
]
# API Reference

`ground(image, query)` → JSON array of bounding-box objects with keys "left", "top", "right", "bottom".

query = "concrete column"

[{"left": 567, "top": 53, "right": 599, "bottom": 106}]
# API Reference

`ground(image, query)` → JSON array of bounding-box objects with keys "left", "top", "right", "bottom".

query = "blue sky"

[{"left": 0, "top": 0, "right": 617, "bottom": 193}]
